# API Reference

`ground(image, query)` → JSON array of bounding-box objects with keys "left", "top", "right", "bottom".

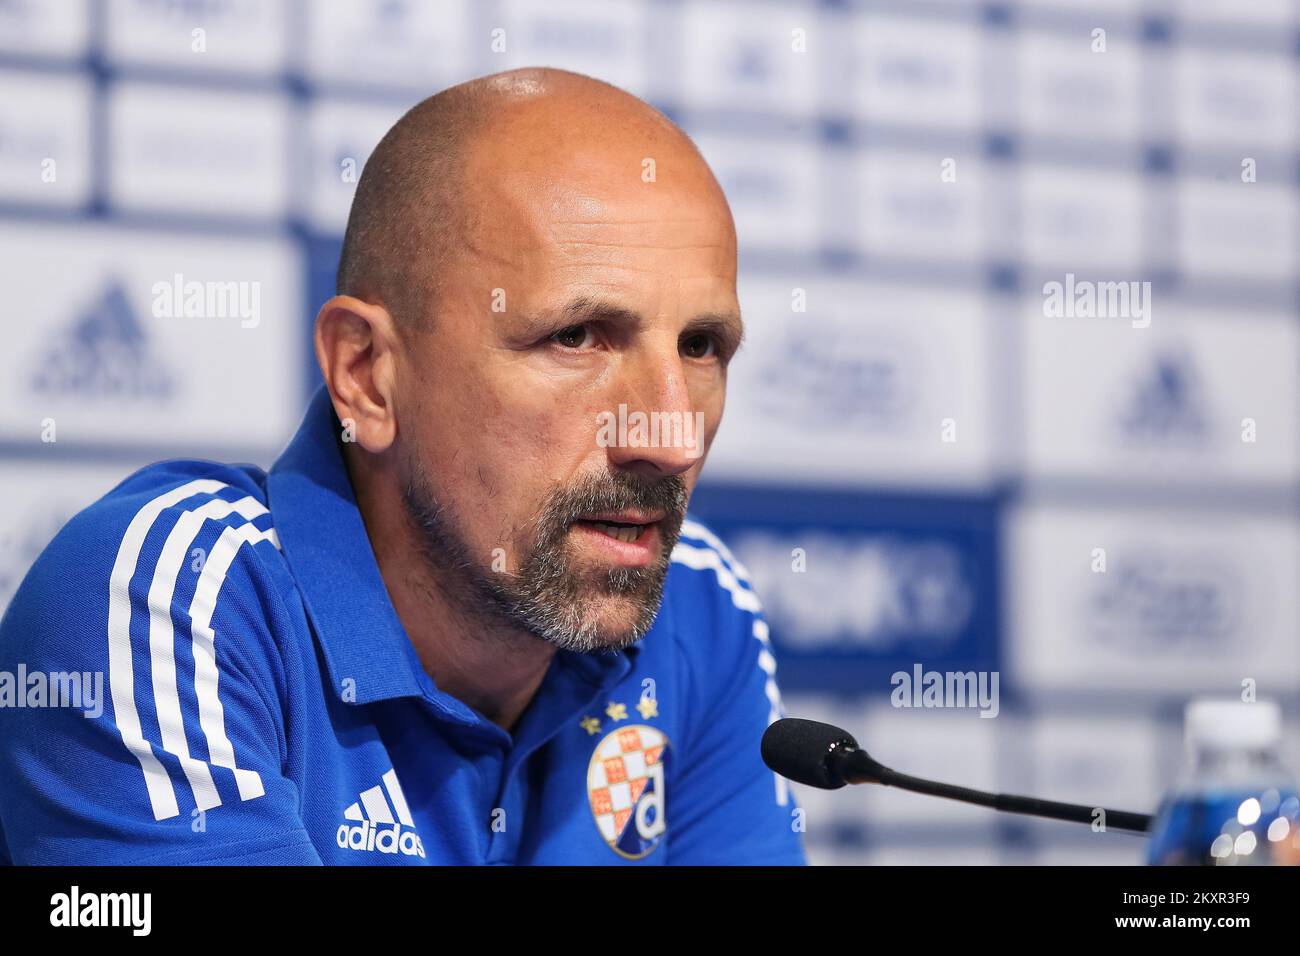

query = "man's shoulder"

[
  {"left": 659, "top": 517, "right": 767, "bottom": 679},
  {"left": 1, "top": 457, "right": 280, "bottom": 668},
  {"left": 657, "top": 519, "right": 793, "bottom": 834},
  {"left": 100, "top": 457, "right": 271, "bottom": 519},
  {"left": 37, "top": 456, "right": 274, "bottom": 583},
  {"left": 666, "top": 516, "right": 761, "bottom": 616},
  {"left": 0, "top": 459, "right": 316, "bottom": 863}
]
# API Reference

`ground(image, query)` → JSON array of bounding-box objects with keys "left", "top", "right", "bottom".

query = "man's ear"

[{"left": 314, "top": 294, "right": 400, "bottom": 454}]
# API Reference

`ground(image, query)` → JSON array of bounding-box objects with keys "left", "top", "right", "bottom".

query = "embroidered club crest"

[{"left": 587, "top": 724, "right": 670, "bottom": 859}]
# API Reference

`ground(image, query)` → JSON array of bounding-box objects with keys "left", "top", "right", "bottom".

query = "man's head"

[{"left": 316, "top": 67, "right": 740, "bottom": 654}]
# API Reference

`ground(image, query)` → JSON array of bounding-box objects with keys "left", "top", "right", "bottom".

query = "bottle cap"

[{"left": 1185, "top": 698, "right": 1280, "bottom": 752}]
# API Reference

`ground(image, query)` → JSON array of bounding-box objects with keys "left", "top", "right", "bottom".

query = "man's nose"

[{"left": 600, "top": 349, "right": 703, "bottom": 478}]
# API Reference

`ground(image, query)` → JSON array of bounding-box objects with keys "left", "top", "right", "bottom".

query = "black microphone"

[{"left": 762, "top": 717, "right": 1152, "bottom": 834}]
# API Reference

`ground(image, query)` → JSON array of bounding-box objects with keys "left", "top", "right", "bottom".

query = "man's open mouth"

[
  {"left": 574, "top": 520, "right": 645, "bottom": 543},
  {"left": 569, "top": 511, "right": 667, "bottom": 545}
]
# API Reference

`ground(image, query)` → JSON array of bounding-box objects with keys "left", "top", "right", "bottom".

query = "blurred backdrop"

[{"left": 2, "top": 0, "right": 1299, "bottom": 865}]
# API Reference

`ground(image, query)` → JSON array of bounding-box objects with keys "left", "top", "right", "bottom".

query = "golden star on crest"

[
  {"left": 604, "top": 701, "right": 628, "bottom": 722},
  {"left": 579, "top": 716, "right": 602, "bottom": 736},
  {"left": 636, "top": 696, "right": 659, "bottom": 719}
]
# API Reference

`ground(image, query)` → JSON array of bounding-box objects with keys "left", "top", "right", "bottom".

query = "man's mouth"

[
  {"left": 567, "top": 511, "right": 669, "bottom": 566},
  {"left": 582, "top": 521, "right": 644, "bottom": 543}
]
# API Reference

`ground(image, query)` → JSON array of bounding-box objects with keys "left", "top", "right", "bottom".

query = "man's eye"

[
  {"left": 551, "top": 324, "right": 594, "bottom": 349},
  {"left": 681, "top": 333, "right": 717, "bottom": 360}
]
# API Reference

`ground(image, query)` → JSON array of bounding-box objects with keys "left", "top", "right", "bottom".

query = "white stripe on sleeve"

[
  {"left": 188, "top": 521, "right": 281, "bottom": 805},
  {"left": 145, "top": 495, "right": 268, "bottom": 813},
  {"left": 107, "top": 479, "right": 227, "bottom": 822}
]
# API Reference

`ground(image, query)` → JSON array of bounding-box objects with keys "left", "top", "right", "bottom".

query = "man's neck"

[{"left": 345, "top": 448, "right": 555, "bottom": 734}]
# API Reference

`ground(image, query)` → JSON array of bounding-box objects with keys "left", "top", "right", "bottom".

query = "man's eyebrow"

[
  {"left": 560, "top": 296, "right": 643, "bottom": 327},
  {"left": 513, "top": 296, "right": 642, "bottom": 334},
  {"left": 685, "top": 310, "right": 745, "bottom": 354}
]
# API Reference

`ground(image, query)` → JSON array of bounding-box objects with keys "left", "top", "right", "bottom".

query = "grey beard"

[{"left": 399, "top": 461, "right": 687, "bottom": 654}]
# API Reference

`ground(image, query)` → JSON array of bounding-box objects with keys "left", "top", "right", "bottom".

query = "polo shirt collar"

[{"left": 265, "top": 385, "right": 639, "bottom": 719}]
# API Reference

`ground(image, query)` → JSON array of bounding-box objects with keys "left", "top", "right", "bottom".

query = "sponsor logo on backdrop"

[
  {"left": 732, "top": 42, "right": 771, "bottom": 82},
  {"left": 730, "top": 531, "right": 973, "bottom": 651},
  {"left": 31, "top": 281, "right": 174, "bottom": 400},
  {"left": 0, "top": 114, "right": 67, "bottom": 172},
  {"left": 528, "top": 17, "right": 624, "bottom": 51},
  {"left": 723, "top": 165, "right": 791, "bottom": 205},
  {"left": 1084, "top": 550, "right": 1244, "bottom": 651},
  {"left": 1112, "top": 347, "right": 1212, "bottom": 448},
  {"left": 755, "top": 330, "right": 918, "bottom": 431}
]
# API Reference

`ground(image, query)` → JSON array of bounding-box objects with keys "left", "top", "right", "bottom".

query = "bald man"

[{"left": 0, "top": 69, "right": 806, "bottom": 866}]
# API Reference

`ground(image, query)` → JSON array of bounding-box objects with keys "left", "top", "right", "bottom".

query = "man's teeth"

[{"left": 591, "top": 522, "right": 642, "bottom": 543}]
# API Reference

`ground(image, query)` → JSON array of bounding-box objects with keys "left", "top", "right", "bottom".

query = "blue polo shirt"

[{"left": 0, "top": 386, "right": 805, "bottom": 865}]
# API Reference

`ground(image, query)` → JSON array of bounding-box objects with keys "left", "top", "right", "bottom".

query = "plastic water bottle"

[{"left": 1147, "top": 698, "right": 1300, "bottom": 866}]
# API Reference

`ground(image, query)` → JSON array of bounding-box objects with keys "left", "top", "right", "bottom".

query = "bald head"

[{"left": 336, "top": 67, "right": 727, "bottom": 331}]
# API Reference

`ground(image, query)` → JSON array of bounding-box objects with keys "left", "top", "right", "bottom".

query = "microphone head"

[{"left": 761, "top": 718, "right": 861, "bottom": 790}]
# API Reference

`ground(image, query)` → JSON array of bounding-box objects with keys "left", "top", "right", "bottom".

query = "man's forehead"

[
  {"left": 443, "top": 92, "right": 738, "bottom": 313},
  {"left": 471, "top": 151, "right": 729, "bottom": 224},
  {"left": 461, "top": 172, "right": 735, "bottom": 273},
  {"left": 461, "top": 97, "right": 732, "bottom": 235}
]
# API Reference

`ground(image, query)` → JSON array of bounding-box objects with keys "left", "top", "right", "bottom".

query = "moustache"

[{"left": 537, "top": 472, "right": 689, "bottom": 539}]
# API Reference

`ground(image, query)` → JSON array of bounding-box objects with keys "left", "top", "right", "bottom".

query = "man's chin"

[
  {"left": 587, "top": 595, "right": 659, "bottom": 643},
  {"left": 528, "top": 587, "right": 663, "bottom": 654}
]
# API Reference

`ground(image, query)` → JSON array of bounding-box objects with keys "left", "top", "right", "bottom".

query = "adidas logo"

[
  {"left": 1117, "top": 350, "right": 1208, "bottom": 445},
  {"left": 31, "top": 281, "right": 174, "bottom": 400},
  {"left": 336, "top": 769, "right": 426, "bottom": 858}
]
